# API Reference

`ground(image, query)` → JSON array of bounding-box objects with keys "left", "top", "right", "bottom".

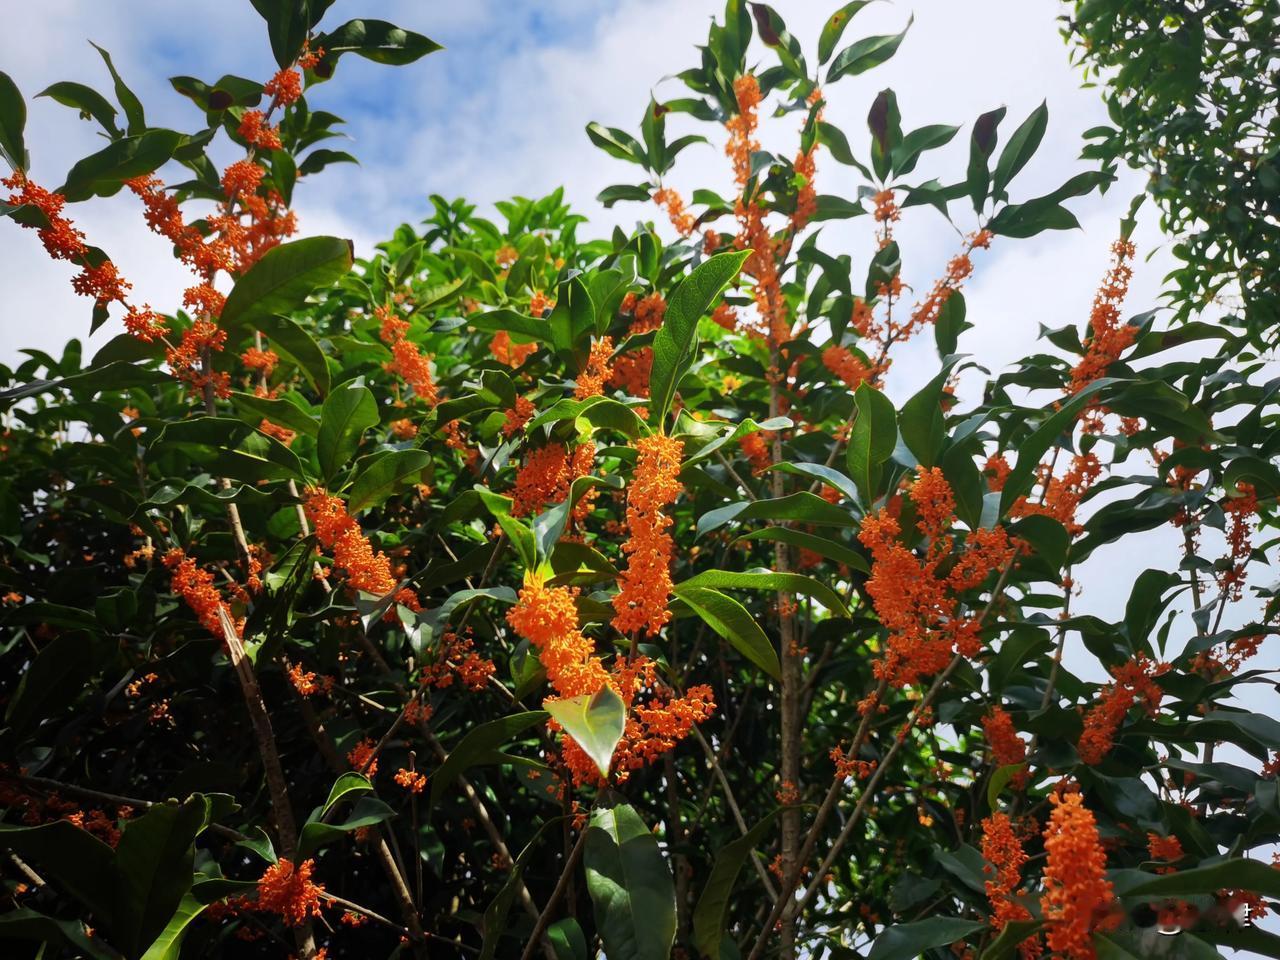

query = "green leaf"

[
  {"left": 868, "top": 917, "right": 987, "bottom": 960},
  {"left": 1126, "top": 858, "right": 1280, "bottom": 900},
  {"left": 847, "top": 382, "right": 897, "bottom": 504},
  {"left": 220, "top": 236, "right": 354, "bottom": 331},
  {"left": 255, "top": 314, "right": 332, "bottom": 395},
  {"left": 229, "top": 391, "right": 319, "bottom": 438},
  {"left": 0, "top": 70, "right": 27, "bottom": 170},
  {"left": 598, "top": 183, "right": 655, "bottom": 207},
  {"left": 966, "top": 106, "right": 1007, "bottom": 214},
  {"left": 347, "top": 449, "right": 431, "bottom": 513},
  {"left": 818, "top": 1, "right": 875, "bottom": 65},
  {"left": 827, "top": 18, "right": 912, "bottom": 84},
  {"left": 4, "top": 632, "right": 96, "bottom": 732},
  {"left": 533, "top": 474, "right": 624, "bottom": 558},
  {"left": 585, "top": 804, "right": 677, "bottom": 960},
  {"left": 977, "top": 920, "right": 1041, "bottom": 960},
  {"left": 0, "top": 820, "right": 117, "bottom": 924},
  {"left": 891, "top": 123, "right": 960, "bottom": 177},
  {"left": 317, "top": 382, "right": 378, "bottom": 481},
  {"left": 697, "top": 492, "right": 855, "bottom": 538},
  {"left": 649, "top": 249, "right": 751, "bottom": 426},
  {"left": 139, "top": 893, "right": 205, "bottom": 960},
  {"left": 248, "top": 0, "right": 310, "bottom": 67},
  {"left": 547, "top": 918, "right": 589, "bottom": 960},
  {"left": 586, "top": 122, "right": 647, "bottom": 165},
  {"left": 692, "top": 810, "right": 783, "bottom": 959},
  {"left": 481, "top": 817, "right": 566, "bottom": 960},
  {"left": 474, "top": 487, "right": 536, "bottom": 569},
  {"left": 317, "top": 771, "right": 375, "bottom": 817},
  {"left": 986, "top": 763, "right": 1026, "bottom": 811},
  {"left": 314, "top": 19, "right": 443, "bottom": 66},
  {"left": 545, "top": 686, "right": 627, "bottom": 778},
  {"left": 899, "top": 370, "right": 948, "bottom": 468},
  {"left": 674, "top": 584, "right": 781, "bottom": 679},
  {"left": 298, "top": 797, "right": 394, "bottom": 858},
  {"left": 298, "top": 148, "right": 358, "bottom": 176},
  {"left": 113, "top": 796, "right": 208, "bottom": 958},
  {"left": 992, "top": 101, "right": 1047, "bottom": 196},
  {"left": 430, "top": 711, "right": 549, "bottom": 807},
  {"left": 59, "top": 129, "right": 185, "bottom": 202},
  {"left": 680, "top": 569, "right": 849, "bottom": 617},
  {"left": 37, "top": 81, "right": 121, "bottom": 137},
  {"left": 734, "top": 528, "right": 868, "bottom": 572},
  {"left": 410, "top": 586, "right": 518, "bottom": 657},
  {"left": 0, "top": 908, "right": 116, "bottom": 960},
  {"left": 90, "top": 42, "right": 145, "bottom": 135}
]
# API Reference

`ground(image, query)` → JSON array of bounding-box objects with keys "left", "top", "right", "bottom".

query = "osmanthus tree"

[{"left": 0, "top": 2, "right": 1277, "bottom": 960}]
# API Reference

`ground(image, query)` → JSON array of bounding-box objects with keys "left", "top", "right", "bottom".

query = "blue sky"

[{"left": 3, "top": 3, "right": 1278, "bottom": 884}]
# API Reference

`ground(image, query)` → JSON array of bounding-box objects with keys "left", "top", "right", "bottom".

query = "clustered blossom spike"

[
  {"left": 575, "top": 336, "right": 614, "bottom": 399},
  {"left": 981, "top": 812, "right": 1040, "bottom": 960},
  {"left": 982, "top": 707, "right": 1028, "bottom": 790},
  {"left": 490, "top": 330, "right": 538, "bottom": 368},
  {"left": 304, "top": 489, "right": 419, "bottom": 610},
  {"left": 822, "top": 344, "right": 874, "bottom": 390},
  {"left": 1077, "top": 654, "right": 1165, "bottom": 764},
  {"left": 501, "top": 395, "right": 536, "bottom": 437},
  {"left": 859, "top": 468, "right": 1018, "bottom": 686},
  {"left": 612, "top": 434, "right": 683, "bottom": 636},
  {"left": 163, "top": 548, "right": 240, "bottom": 640},
  {"left": 653, "top": 186, "right": 695, "bottom": 237},
  {"left": 1069, "top": 238, "right": 1137, "bottom": 399},
  {"left": 1013, "top": 451, "right": 1101, "bottom": 536},
  {"left": 1040, "top": 790, "right": 1116, "bottom": 960},
  {"left": 377, "top": 305, "right": 439, "bottom": 405},
  {"left": 238, "top": 110, "right": 282, "bottom": 150},
  {"left": 506, "top": 572, "right": 714, "bottom": 785},
  {"left": 255, "top": 858, "right": 325, "bottom": 926},
  {"left": 1220, "top": 482, "right": 1257, "bottom": 602}
]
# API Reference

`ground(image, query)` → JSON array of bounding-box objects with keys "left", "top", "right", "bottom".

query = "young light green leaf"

[
  {"left": 674, "top": 584, "right": 781, "bottom": 679},
  {"left": 544, "top": 685, "right": 627, "bottom": 778}
]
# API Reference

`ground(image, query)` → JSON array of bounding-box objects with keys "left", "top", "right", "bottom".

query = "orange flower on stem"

[
  {"left": 981, "top": 812, "right": 1041, "bottom": 960},
  {"left": 612, "top": 434, "right": 683, "bottom": 637},
  {"left": 1040, "top": 790, "right": 1116, "bottom": 960},
  {"left": 256, "top": 858, "right": 325, "bottom": 926}
]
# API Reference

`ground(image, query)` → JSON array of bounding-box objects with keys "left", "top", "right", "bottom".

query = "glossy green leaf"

[
  {"left": 1126, "top": 858, "right": 1280, "bottom": 899},
  {"left": 847, "top": 382, "right": 897, "bottom": 504},
  {"left": 317, "top": 381, "right": 378, "bottom": 480},
  {"left": 649, "top": 249, "right": 751, "bottom": 426},
  {"left": 221, "top": 236, "right": 354, "bottom": 331},
  {"left": 0, "top": 908, "right": 116, "bottom": 960},
  {"left": 90, "top": 42, "right": 145, "bottom": 134},
  {"left": 817, "top": 1, "right": 876, "bottom": 64},
  {"left": 254, "top": 314, "right": 332, "bottom": 395},
  {"left": 868, "top": 917, "right": 987, "bottom": 960},
  {"left": 0, "top": 70, "right": 27, "bottom": 170},
  {"left": 674, "top": 584, "right": 781, "bottom": 679},
  {"left": 545, "top": 685, "right": 627, "bottom": 778},
  {"left": 59, "top": 129, "right": 185, "bottom": 202},
  {"left": 430, "top": 711, "right": 549, "bottom": 807},
  {"left": 315, "top": 19, "right": 443, "bottom": 66},
  {"left": 37, "top": 81, "right": 121, "bottom": 137},
  {"left": 139, "top": 894, "right": 205, "bottom": 960},
  {"left": 692, "top": 810, "right": 782, "bottom": 960},
  {"left": 680, "top": 568, "right": 850, "bottom": 617},
  {"left": 585, "top": 804, "right": 677, "bottom": 960},
  {"left": 347, "top": 449, "right": 431, "bottom": 513},
  {"left": 827, "top": 18, "right": 912, "bottom": 84},
  {"left": 992, "top": 101, "right": 1048, "bottom": 195}
]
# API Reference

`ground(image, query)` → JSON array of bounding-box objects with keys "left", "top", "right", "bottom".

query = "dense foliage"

[
  {"left": 1, "top": 3, "right": 1278, "bottom": 960},
  {"left": 1065, "top": 0, "right": 1280, "bottom": 330}
]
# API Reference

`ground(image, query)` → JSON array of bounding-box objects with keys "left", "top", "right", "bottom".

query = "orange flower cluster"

[
  {"left": 507, "top": 573, "right": 713, "bottom": 785},
  {"left": 1147, "top": 833, "right": 1184, "bottom": 871},
  {"left": 347, "top": 738, "right": 378, "bottom": 777},
  {"left": 740, "top": 430, "right": 772, "bottom": 474},
  {"left": 1221, "top": 482, "right": 1257, "bottom": 601},
  {"left": 822, "top": 344, "right": 874, "bottom": 390},
  {"left": 1013, "top": 451, "right": 1101, "bottom": 537},
  {"left": 790, "top": 89, "right": 823, "bottom": 231},
  {"left": 612, "top": 434, "right": 683, "bottom": 636},
  {"left": 221, "top": 159, "right": 265, "bottom": 201},
  {"left": 872, "top": 189, "right": 900, "bottom": 235},
  {"left": 711, "top": 302, "right": 738, "bottom": 331},
  {"left": 1069, "top": 239, "right": 1137, "bottom": 396},
  {"left": 165, "top": 318, "right": 231, "bottom": 399},
  {"left": 259, "top": 419, "right": 296, "bottom": 446},
  {"left": 653, "top": 186, "right": 695, "bottom": 237},
  {"left": 608, "top": 348, "right": 653, "bottom": 397},
  {"left": 490, "top": 330, "right": 538, "bottom": 368},
  {"left": 241, "top": 346, "right": 278, "bottom": 377},
  {"left": 859, "top": 468, "right": 1017, "bottom": 686},
  {"left": 256, "top": 858, "right": 325, "bottom": 926},
  {"left": 304, "top": 489, "right": 418, "bottom": 608},
  {"left": 238, "top": 110, "right": 282, "bottom": 150},
  {"left": 163, "top": 548, "right": 239, "bottom": 639},
  {"left": 394, "top": 768, "right": 427, "bottom": 794},
  {"left": 1077, "top": 654, "right": 1164, "bottom": 764},
  {"left": 502, "top": 396, "right": 536, "bottom": 437},
  {"left": 123, "top": 305, "right": 168, "bottom": 342},
  {"left": 529, "top": 290, "right": 555, "bottom": 317},
  {"left": 1190, "top": 633, "right": 1262, "bottom": 678},
  {"left": 1040, "top": 790, "right": 1116, "bottom": 960},
  {"left": 984, "top": 453, "right": 1012, "bottom": 491},
  {"left": 630, "top": 292, "right": 667, "bottom": 334},
  {"left": 981, "top": 812, "right": 1040, "bottom": 960},
  {"left": 903, "top": 230, "right": 993, "bottom": 341},
  {"left": 419, "top": 629, "right": 496, "bottom": 692},
  {"left": 982, "top": 707, "right": 1028, "bottom": 789},
  {"left": 264, "top": 66, "right": 303, "bottom": 107},
  {"left": 4, "top": 172, "right": 139, "bottom": 310},
  {"left": 389, "top": 418, "right": 418, "bottom": 440},
  {"left": 495, "top": 245, "right": 519, "bottom": 269},
  {"left": 511, "top": 442, "right": 594, "bottom": 517},
  {"left": 377, "top": 305, "right": 439, "bottom": 405},
  {"left": 830, "top": 744, "right": 876, "bottom": 780},
  {"left": 575, "top": 336, "right": 614, "bottom": 399},
  {"left": 287, "top": 661, "right": 331, "bottom": 698}
]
